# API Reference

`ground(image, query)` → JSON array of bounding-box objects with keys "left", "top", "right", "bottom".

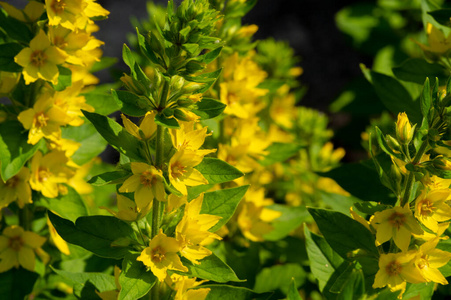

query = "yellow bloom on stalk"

[
  {"left": 121, "top": 111, "right": 157, "bottom": 140},
  {"left": 370, "top": 206, "right": 423, "bottom": 252},
  {"left": 176, "top": 194, "right": 221, "bottom": 264},
  {"left": 414, "top": 238, "right": 451, "bottom": 285},
  {"left": 101, "top": 194, "right": 152, "bottom": 222},
  {"left": 137, "top": 230, "right": 188, "bottom": 282},
  {"left": 118, "top": 162, "right": 165, "bottom": 207},
  {"left": 18, "top": 91, "right": 72, "bottom": 145},
  {"left": 373, "top": 252, "right": 425, "bottom": 296},
  {"left": 47, "top": 217, "right": 70, "bottom": 255},
  {"left": 0, "top": 1, "right": 45, "bottom": 22},
  {"left": 237, "top": 188, "right": 281, "bottom": 242},
  {"left": 170, "top": 121, "right": 216, "bottom": 156},
  {"left": 415, "top": 189, "right": 451, "bottom": 233},
  {"left": 30, "top": 151, "right": 74, "bottom": 198},
  {"left": 49, "top": 25, "right": 104, "bottom": 66},
  {"left": 0, "top": 167, "right": 32, "bottom": 209},
  {"left": 0, "top": 72, "right": 20, "bottom": 96},
  {"left": 14, "top": 30, "right": 67, "bottom": 85},
  {"left": 422, "top": 175, "right": 451, "bottom": 190},
  {"left": 416, "top": 23, "right": 451, "bottom": 55},
  {"left": 97, "top": 266, "right": 121, "bottom": 300},
  {"left": 270, "top": 89, "right": 297, "bottom": 129},
  {"left": 168, "top": 149, "right": 208, "bottom": 195},
  {"left": 167, "top": 274, "right": 210, "bottom": 300},
  {"left": 0, "top": 225, "right": 46, "bottom": 272},
  {"left": 47, "top": 137, "right": 81, "bottom": 158},
  {"left": 166, "top": 194, "right": 188, "bottom": 213},
  {"left": 395, "top": 112, "right": 415, "bottom": 145},
  {"left": 45, "top": 0, "right": 86, "bottom": 30},
  {"left": 51, "top": 81, "right": 94, "bottom": 126}
]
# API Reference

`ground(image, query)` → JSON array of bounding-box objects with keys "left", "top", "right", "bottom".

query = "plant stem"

[
  {"left": 152, "top": 80, "right": 170, "bottom": 239},
  {"left": 19, "top": 205, "right": 32, "bottom": 231},
  {"left": 400, "top": 141, "right": 428, "bottom": 207}
]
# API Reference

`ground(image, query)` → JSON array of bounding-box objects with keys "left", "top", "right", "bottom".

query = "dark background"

[{"left": 95, "top": 0, "right": 369, "bottom": 111}]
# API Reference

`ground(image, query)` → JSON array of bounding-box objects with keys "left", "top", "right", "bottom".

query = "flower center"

[
  {"left": 38, "top": 167, "right": 51, "bottom": 182},
  {"left": 53, "top": 36, "right": 67, "bottom": 49},
  {"left": 30, "top": 50, "right": 47, "bottom": 67},
  {"left": 388, "top": 212, "right": 406, "bottom": 229},
  {"left": 5, "top": 176, "right": 19, "bottom": 188},
  {"left": 51, "top": 0, "right": 66, "bottom": 14},
  {"left": 140, "top": 171, "right": 158, "bottom": 187},
  {"left": 171, "top": 161, "right": 186, "bottom": 179},
  {"left": 417, "top": 255, "right": 429, "bottom": 269},
  {"left": 9, "top": 236, "right": 24, "bottom": 252},
  {"left": 385, "top": 260, "right": 402, "bottom": 276},
  {"left": 419, "top": 199, "right": 436, "bottom": 216},
  {"left": 35, "top": 112, "right": 49, "bottom": 128},
  {"left": 151, "top": 246, "right": 165, "bottom": 263}
]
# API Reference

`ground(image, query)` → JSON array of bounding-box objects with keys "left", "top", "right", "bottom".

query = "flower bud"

[
  {"left": 386, "top": 134, "right": 401, "bottom": 152},
  {"left": 396, "top": 112, "right": 414, "bottom": 144},
  {"left": 170, "top": 75, "right": 185, "bottom": 92}
]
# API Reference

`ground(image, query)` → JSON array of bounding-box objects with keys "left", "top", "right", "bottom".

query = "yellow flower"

[
  {"left": 395, "top": 112, "right": 414, "bottom": 145},
  {"left": 167, "top": 274, "right": 210, "bottom": 300},
  {"left": 415, "top": 189, "right": 451, "bottom": 233},
  {"left": 414, "top": 238, "right": 451, "bottom": 285},
  {"left": 101, "top": 194, "right": 152, "bottom": 222},
  {"left": 30, "top": 151, "right": 74, "bottom": 198},
  {"left": 14, "top": 30, "right": 67, "bottom": 85},
  {"left": 169, "top": 122, "right": 216, "bottom": 156},
  {"left": 0, "top": 1, "right": 45, "bottom": 22},
  {"left": 373, "top": 252, "right": 425, "bottom": 296},
  {"left": 18, "top": 91, "right": 72, "bottom": 145},
  {"left": 137, "top": 230, "right": 188, "bottom": 282},
  {"left": 45, "top": 0, "right": 86, "bottom": 30},
  {"left": 121, "top": 111, "right": 157, "bottom": 140},
  {"left": 47, "top": 217, "right": 70, "bottom": 255},
  {"left": 49, "top": 25, "right": 103, "bottom": 66},
  {"left": 370, "top": 206, "right": 423, "bottom": 252},
  {"left": 166, "top": 194, "right": 188, "bottom": 213},
  {"left": 176, "top": 194, "right": 221, "bottom": 264},
  {"left": 0, "top": 71, "right": 20, "bottom": 96},
  {"left": 47, "top": 137, "right": 81, "bottom": 158},
  {"left": 416, "top": 23, "right": 451, "bottom": 55},
  {"left": 0, "top": 225, "right": 46, "bottom": 272},
  {"left": 168, "top": 149, "right": 208, "bottom": 195},
  {"left": 118, "top": 163, "right": 165, "bottom": 209},
  {"left": 51, "top": 80, "right": 94, "bottom": 126},
  {"left": 236, "top": 24, "right": 258, "bottom": 38},
  {"left": 0, "top": 167, "right": 32, "bottom": 209}
]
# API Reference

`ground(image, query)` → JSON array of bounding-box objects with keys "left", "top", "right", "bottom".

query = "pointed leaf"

[
  {"left": 118, "top": 254, "right": 157, "bottom": 300},
  {"left": 195, "top": 157, "right": 244, "bottom": 184}
]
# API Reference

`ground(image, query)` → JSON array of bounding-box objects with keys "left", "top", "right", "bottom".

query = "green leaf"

[
  {"left": 52, "top": 267, "right": 116, "bottom": 293},
  {"left": 392, "top": 58, "right": 448, "bottom": 85},
  {"left": 201, "top": 185, "right": 249, "bottom": 232},
  {"left": 195, "top": 157, "right": 244, "bottom": 184},
  {"left": 0, "top": 10, "right": 33, "bottom": 43},
  {"left": 83, "top": 92, "right": 121, "bottom": 116},
  {"left": 259, "top": 143, "right": 304, "bottom": 166},
  {"left": 374, "top": 127, "right": 401, "bottom": 159},
  {"left": 366, "top": 70, "right": 422, "bottom": 124},
  {"left": 118, "top": 254, "right": 157, "bottom": 300},
  {"left": 122, "top": 44, "right": 135, "bottom": 69},
  {"left": 428, "top": 9, "right": 451, "bottom": 27},
  {"left": 112, "top": 90, "right": 153, "bottom": 117},
  {"left": 136, "top": 28, "right": 161, "bottom": 66},
  {"left": 40, "top": 186, "right": 88, "bottom": 222},
  {"left": 304, "top": 226, "right": 344, "bottom": 291},
  {"left": 0, "top": 43, "right": 23, "bottom": 72},
  {"left": 88, "top": 170, "right": 132, "bottom": 186},
  {"left": 185, "top": 68, "right": 222, "bottom": 93},
  {"left": 199, "top": 46, "right": 223, "bottom": 64},
  {"left": 353, "top": 202, "right": 390, "bottom": 215},
  {"left": 319, "top": 160, "right": 396, "bottom": 204},
  {"left": 180, "top": 253, "right": 243, "bottom": 283},
  {"left": 421, "top": 77, "right": 432, "bottom": 120},
  {"left": 82, "top": 110, "right": 144, "bottom": 161},
  {"left": 263, "top": 205, "right": 309, "bottom": 241},
  {"left": 52, "top": 66, "right": 72, "bottom": 91},
  {"left": 0, "top": 268, "right": 38, "bottom": 299},
  {"left": 90, "top": 56, "right": 118, "bottom": 73},
  {"left": 308, "top": 208, "right": 378, "bottom": 259},
  {"left": 202, "top": 284, "right": 268, "bottom": 300},
  {"left": 254, "top": 264, "right": 306, "bottom": 294},
  {"left": 154, "top": 113, "right": 180, "bottom": 128},
  {"left": 61, "top": 122, "right": 108, "bottom": 166},
  {"left": 0, "top": 121, "right": 43, "bottom": 181},
  {"left": 48, "top": 211, "right": 135, "bottom": 259},
  {"left": 287, "top": 278, "right": 303, "bottom": 300},
  {"left": 192, "top": 98, "right": 226, "bottom": 120},
  {"left": 323, "top": 262, "right": 365, "bottom": 300},
  {"left": 187, "top": 184, "right": 215, "bottom": 201}
]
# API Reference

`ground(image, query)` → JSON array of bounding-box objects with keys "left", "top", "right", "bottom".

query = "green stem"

[
  {"left": 151, "top": 281, "right": 160, "bottom": 300},
  {"left": 19, "top": 205, "right": 32, "bottom": 231},
  {"left": 400, "top": 141, "right": 428, "bottom": 207}
]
